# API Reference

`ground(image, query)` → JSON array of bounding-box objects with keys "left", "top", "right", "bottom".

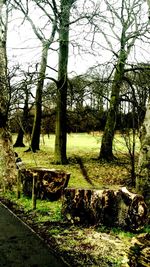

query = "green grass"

[
  {"left": 96, "top": 225, "right": 137, "bottom": 238},
  {"left": 13, "top": 132, "right": 140, "bottom": 163},
  {"left": 2, "top": 190, "right": 62, "bottom": 223}
]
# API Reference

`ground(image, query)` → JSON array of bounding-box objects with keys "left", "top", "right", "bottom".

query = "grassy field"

[{"left": 12, "top": 132, "right": 140, "bottom": 190}]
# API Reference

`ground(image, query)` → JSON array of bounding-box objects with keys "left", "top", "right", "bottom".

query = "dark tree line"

[{"left": 11, "top": 67, "right": 150, "bottom": 136}]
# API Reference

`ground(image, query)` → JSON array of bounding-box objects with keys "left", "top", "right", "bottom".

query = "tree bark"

[
  {"left": 14, "top": 85, "right": 29, "bottom": 147},
  {"left": 55, "top": 0, "right": 73, "bottom": 164},
  {"left": 99, "top": 54, "right": 126, "bottom": 161},
  {"left": 14, "top": 127, "right": 25, "bottom": 147},
  {"left": 0, "top": 0, "right": 17, "bottom": 188},
  {"left": 30, "top": 42, "right": 49, "bottom": 152},
  {"left": 146, "top": 0, "right": 150, "bottom": 18},
  {"left": 137, "top": 100, "right": 150, "bottom": 213}
]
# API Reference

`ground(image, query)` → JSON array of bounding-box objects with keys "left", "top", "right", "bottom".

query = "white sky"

[
  {"left": 7, "top": 0, "right": 150, "bottom": 80},
  {"left": 7, "top": 19, "right": 104, "bottom": 77}
]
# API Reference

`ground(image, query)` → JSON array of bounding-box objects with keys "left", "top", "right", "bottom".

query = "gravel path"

[{"left": 0, "top": 202, "right": 67, "bottom": 267}]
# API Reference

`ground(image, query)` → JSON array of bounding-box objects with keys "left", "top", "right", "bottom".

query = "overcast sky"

[{"left": 7, "top": 0, "right": 150, "bottom": 80}]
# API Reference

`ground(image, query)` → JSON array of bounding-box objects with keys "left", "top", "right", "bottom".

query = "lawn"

[{"left": 12, "top": 132, "right": 140, "bottom": 190}]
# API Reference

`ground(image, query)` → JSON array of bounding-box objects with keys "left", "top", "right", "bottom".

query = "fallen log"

[
  {"left": 62, "top": 187, "right": 147, "bottom": 231},
  {"left": 20, "top": 167, "right": 70, "bottom": 201}
]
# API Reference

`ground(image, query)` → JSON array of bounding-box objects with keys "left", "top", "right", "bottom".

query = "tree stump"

[
  {"left": 20, "top": 167, "right": 70, "bottom": 200},
  {"left": 62, "top": 187, "right": 147, "bottom": 231}
]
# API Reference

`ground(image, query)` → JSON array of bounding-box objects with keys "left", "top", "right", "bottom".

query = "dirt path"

[{"left": 0, "top": 202, "right": 67, "bottom": 267}]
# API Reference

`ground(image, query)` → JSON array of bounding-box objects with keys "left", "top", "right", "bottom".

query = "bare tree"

[
  {"left": 13, "top": 76, "right": 34, "bottom": 147},
  {"left": 98, "top": 0, "right": 149, "bottom": 161},
  {"left": 54, "top": 0, "right": 76, "bottom": 164},
  {"left": 13, "top": 0, "right": 57, "bottom": 152}
]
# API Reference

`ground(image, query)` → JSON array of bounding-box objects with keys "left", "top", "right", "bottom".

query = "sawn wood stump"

[
  {"left": 62, "top": 187, "right": 148, "bottom": 231},
  {"left": 20, "top": 167, "right": 70, "bottom": 201}
]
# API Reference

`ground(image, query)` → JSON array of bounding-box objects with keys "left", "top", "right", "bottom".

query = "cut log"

[
  {"left": 20, "top": 167, "right": 70, "bottom": 201},
  {"left": 129, "top": 233, "right": 150, "bottom": 267},
  {"left": 117, "top": 187, "right": 148, "bottom": 230},
  {"left": 62, "top": 187, "right": 147, "bottom": 231}
]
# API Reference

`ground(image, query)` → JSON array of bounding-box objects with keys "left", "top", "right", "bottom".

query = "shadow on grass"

[{"left": 75, "top": 156, "right": 94, "bottom": 186}]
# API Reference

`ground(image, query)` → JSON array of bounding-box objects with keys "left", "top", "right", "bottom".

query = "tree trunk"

[
  {"left": 13, "top": 127, "right": 25, "bottom": 147},
  {"left": 146, "top": 0, "right": 150, "bottom": 18},
  {"left": 0, "top": 0, "right": 17, "bottom": 189},
  {"left": 30, "top": 42, "right": 49, "bottom": 152},
  {"left": 137, "top": 100, "right": 150, "bottom": 213},
  {"left": 55, "top": 0, "right": 73, "bottom": 164},
  {"left": 99, "top": 58, "right": 125, "bottom": 161},
  {"left": 14, "top": 86, "right": 29, "bottom": 147},
  {"left": 0, "top": 128, "right": 17, "bottom": 189},
  {"left": 136, "top": 0, "right": 150, "bottom": 215}
]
